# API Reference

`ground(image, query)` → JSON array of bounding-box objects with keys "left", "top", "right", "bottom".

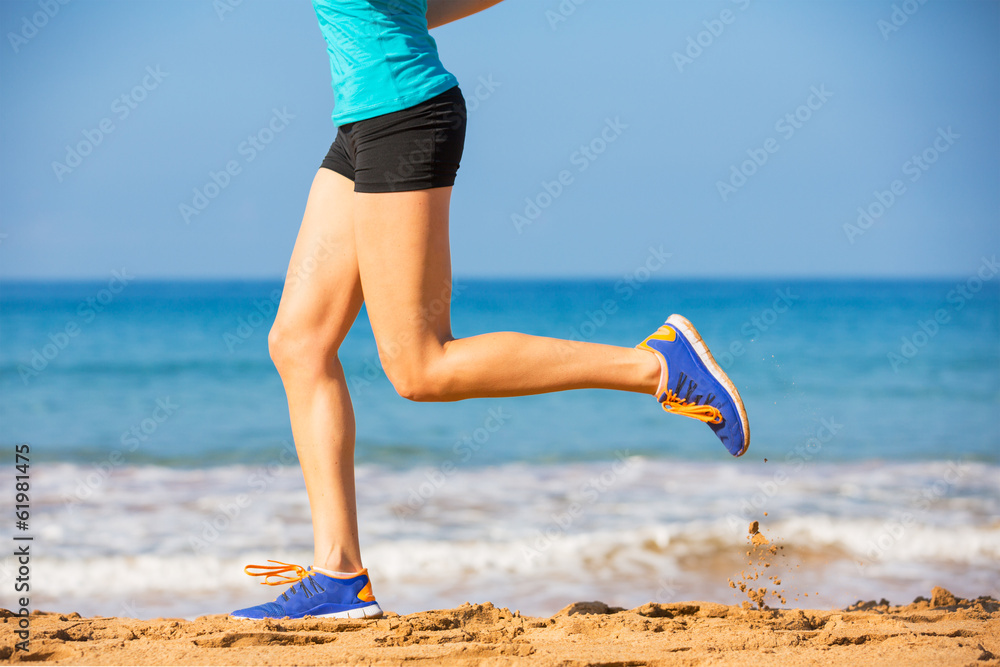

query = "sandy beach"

[{"left": 3, "top": 587, "right": 997, "bottom": 666}]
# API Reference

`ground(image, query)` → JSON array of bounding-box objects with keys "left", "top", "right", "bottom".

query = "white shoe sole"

[
  {"left": 666, "top": 314, "right": 750, "bottom": 457},
  {"left": 316, "top": 603, "right": 383, "bottom": 619},
  {"left": 230, "top": 602, "right": 383, "bottom": 621}
]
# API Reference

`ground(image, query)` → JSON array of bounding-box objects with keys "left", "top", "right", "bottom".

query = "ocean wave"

[{"left": 13, "top": 459, "right": 1000, "bottom": 618}]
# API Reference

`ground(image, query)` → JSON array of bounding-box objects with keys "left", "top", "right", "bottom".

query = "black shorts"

[{"left": 320, "top": 86, "right": 467, "bottom": 193}]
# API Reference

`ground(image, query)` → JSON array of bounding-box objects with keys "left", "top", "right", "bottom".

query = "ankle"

[
  {"left": 314, "top": 548, "right": 364, "bottom": 574},
  {"left": 637, "top": 348, "right": 665, "bottom": 396}
]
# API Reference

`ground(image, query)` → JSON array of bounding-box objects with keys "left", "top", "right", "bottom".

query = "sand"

[
  {"left": 3, "top": 588, "right": 998, "bottom": 666},
  {"left": 728, "top": 521, "right": 789, "bottom": 610}
]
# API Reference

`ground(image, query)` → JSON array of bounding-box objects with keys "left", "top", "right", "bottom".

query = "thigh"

[
  {"left": 274, "top": 168, "right": 364, "bottom": 352},
  {"left": 352, "top": 187, "right": 455, "bottom": 366}
]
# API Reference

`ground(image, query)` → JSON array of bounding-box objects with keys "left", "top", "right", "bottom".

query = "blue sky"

[{"left": 1, "top": 0, "right": 997, "bottom": 279}]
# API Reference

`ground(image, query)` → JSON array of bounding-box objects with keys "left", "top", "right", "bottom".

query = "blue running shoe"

[
  {"left": 637, "top": 314, "right": 750, "bottom": 457},
  {"left": 230, "top": 560, "right": 383, "bottom": 620}
]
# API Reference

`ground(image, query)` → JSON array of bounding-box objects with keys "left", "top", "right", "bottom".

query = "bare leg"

[
  {"left": 353, "top": 188, "right": 662, "bottom": 402},
  {"left": 268, "top": 169, "right": 365, "bottom": 573},
  {"left": 270, "top": 179, "right": 661, "bottom": 575}
]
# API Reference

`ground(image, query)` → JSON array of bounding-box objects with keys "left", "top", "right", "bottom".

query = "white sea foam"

[{"left": 14, "top": 459, "right": 1000, "bottom": 618}]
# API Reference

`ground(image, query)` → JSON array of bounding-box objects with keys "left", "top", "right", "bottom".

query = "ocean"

[{"left": 2, "top": 277, "right": 998, "bottom": 619}]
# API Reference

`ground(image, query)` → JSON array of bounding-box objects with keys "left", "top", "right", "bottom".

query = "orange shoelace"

[
  {"left": 243, "top": 560, "right": 312, "bottom": 586},
  {"left": 661, "top": 389, "right": 723, "bottom": 424}
]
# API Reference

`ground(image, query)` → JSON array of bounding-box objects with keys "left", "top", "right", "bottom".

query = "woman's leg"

[
  {"left": 268, "top": 168, "right": 365, "bottom": 573},
  {"left": 353, "top": 187, "right": 663, "bottom": 402}
]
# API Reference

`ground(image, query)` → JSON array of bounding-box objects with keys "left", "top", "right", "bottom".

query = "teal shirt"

[{"left": 312, "top": 0, "right": 459, "bottom": 126}]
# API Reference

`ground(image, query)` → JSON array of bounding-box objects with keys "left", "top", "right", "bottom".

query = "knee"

[
  {"left": 268, "top": 319, "right": 333, "bottom": 377},
  {"left": 382, "top": 357, "right": 452, "bottom": 402}
]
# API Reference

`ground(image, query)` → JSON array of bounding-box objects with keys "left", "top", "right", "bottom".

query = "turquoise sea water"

[
  {"left": 3, "top": 278, "right": 998, "bottom": 466},
  {"left": 1, "top": 278, "right": 998, "bottom": 618}
]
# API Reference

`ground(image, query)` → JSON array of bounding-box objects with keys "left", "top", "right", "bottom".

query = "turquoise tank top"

[{"left": 312, "top": 0, "right": 459, "bottom": 126}]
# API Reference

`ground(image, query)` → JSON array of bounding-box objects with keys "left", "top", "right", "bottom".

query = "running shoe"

[
  {"left": 637, "top": 314, "right": 750, "bottom": 456},
  {"left": 230, "top": 560, "right": 383, "bottom": 620}
]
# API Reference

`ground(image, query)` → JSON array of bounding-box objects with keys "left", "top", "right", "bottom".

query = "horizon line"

[{"left": 0, "top": 274, "right": 992, "bottom": 283}]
